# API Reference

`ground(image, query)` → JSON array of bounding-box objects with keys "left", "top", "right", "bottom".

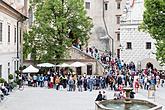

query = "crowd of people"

[
  {"left": 21, "top": 57, "right": 164, "bottom": 96},
  {"left": 85, "top": 46, "right": 112, "bottom": 65},
  {"left": 0, "top": 81, "right": 14, "bottom": 102},
  {"left": 17, "top": 46, "right": 164, "bottom": 102},
  {"left": 1, "top": 46, "right": 164, "bottom": 102}
]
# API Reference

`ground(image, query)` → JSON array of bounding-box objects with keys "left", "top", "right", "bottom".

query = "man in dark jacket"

[{"left": 95, "top": 91, "right": 102, "bottom": 101}]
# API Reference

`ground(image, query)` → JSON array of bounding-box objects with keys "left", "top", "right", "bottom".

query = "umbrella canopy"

[
  {"left": 22, "top": 65, "right": 39, "bottom": 73},
  {"left": 56, "top": 63, "right": 71, "bottom": 67},
  {"left": 37, "top": 63, "right": 55, "bottom": 67},
  {"left": 70, "top": 62, "right": 86, "bottom": 67}
]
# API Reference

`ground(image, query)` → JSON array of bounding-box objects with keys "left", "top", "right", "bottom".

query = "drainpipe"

[
  {"left": 16, "top": 20, "right": 23, "bottom": 71},
  {"left": 16, "top": 21, "right": 19, "bottom": 71},
  {"left": 102, "top": 0, "right": 114, "bottom": 57}
]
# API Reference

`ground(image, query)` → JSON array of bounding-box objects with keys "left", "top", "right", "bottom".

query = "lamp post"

[{"left": 119, "top": 44, "right": 124, "bottom": 58}]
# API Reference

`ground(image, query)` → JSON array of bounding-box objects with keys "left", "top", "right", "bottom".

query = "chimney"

[{"left": 24, "top": 0, "right": 28, "bottom": 16}]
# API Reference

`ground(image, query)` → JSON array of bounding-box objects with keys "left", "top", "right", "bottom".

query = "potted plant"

[
  {"left": 0, "top": 77, "right": 5, "bottom": 86},
  {"left": 8, "top": 74, "right": 14, "bottom": 82}
]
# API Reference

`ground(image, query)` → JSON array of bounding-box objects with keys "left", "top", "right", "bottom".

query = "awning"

[
  {"left": 37, "top": 63, "right": 55, "bottom": 67},
  {"left": 56, "top": 63, "right": 71, "bottom": 67},
  {"left": 22, "top": 65, "right": 39, "bottom": 73}
]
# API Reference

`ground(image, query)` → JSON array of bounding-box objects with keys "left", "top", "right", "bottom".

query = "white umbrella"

[
  {"left": 22, "top": 65, "right": 39, "bottom": 73},
  {"left": 37, "top": 63, "right": 55, "bottom": 67},
  {"left": 70, "top": 62, "right": 86, "bottom": 67},
  {"left": 56, "top": 63, "right": 71, "bottom": 67}
]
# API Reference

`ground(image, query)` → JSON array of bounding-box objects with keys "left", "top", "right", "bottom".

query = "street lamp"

[{"left": 119, "top": 44, "right": 124, "bottom": 51}]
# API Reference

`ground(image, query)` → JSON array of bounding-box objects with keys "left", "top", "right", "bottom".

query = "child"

[
  {"left": 135, "top": 79, "right": 139, "bottom": 93},
  {"left": 161, "top": 79, "right": 164, "bottom": 87}
]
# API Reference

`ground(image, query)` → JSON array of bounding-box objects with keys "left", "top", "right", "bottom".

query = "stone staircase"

[{"left": 70, "top": 46, "right": 106, "bottom": 75}]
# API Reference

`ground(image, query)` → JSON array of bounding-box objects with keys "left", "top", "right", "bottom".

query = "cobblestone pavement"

[{"left": 0, "top": 87, "right": 164, "bottom": 110}]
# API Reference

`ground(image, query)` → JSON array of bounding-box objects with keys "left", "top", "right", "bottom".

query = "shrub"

[
  {"left": 15, "top": 70, "right": 20, "bottom": 75},
  {"left": 0, "top": 77, "right": 6, "bottom": 83},
  {"left": 8, "top": 74, "right": 14, "bottom": 80}
]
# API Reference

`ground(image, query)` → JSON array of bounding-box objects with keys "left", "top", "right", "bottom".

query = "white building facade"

[
  {"left": 84, "top": 0, "right": 127, "bottom": 57},
  {"left": 120, "top": 0, "right": 162, "bottom": 70},
  {"left": 0, "top": 0, "right": 27, "bottom": 81}
]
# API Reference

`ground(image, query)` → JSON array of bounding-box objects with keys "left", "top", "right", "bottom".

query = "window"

[
  {"left": 0, "top": 23, "right": 2, "bottom": 42},
  {"left": 8, "top": 62, "right": 10, "bottom": 75},
  {"left": 117, "top": 49, "right": 120, "bottom": 58},
  {"left": 0, "top": 65, "right": 2, "bottom": 77},
  {"left": 14, "top": 27, "right": 16, "bottom": 43},
  {"left": 117, "top": 33, "right": 120, "bottom": 41},
  {"left": 8, "top": 25, "right": 10, "bottom": 43},
  {"left": 20, "top": 28, "right": 21, "bottom": 43},
  {"left": 117, "top": 2, "right": 121, "bottom": 9},
  {"left": 126, "top": 42, "right": 132, "bottom": 49},
  {"left": 104, "top": 3, "right": 108, "bottom": 10},
  {"left": 14, "top": 61, "right": 16, "bottom": 71},
  {"left": 85, "top": 2, "right": 90, "bottom": 9},
  {"left": 116, "top": 16, "right": 120, "bottom": 24},
  {"left": 146, "top": 42, "right": 151, "bottom": 49}
]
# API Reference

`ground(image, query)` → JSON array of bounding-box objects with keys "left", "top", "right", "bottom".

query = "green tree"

[
  {"left": 141, "top": 0, "right": 165, "bottom": 65},
  {"left": 24, "top": 0, "right": 93, "bottom": 62}
]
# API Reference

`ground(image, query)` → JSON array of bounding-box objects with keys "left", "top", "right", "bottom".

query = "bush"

[
  {"left": 10, "top": 82, "right": 17, "bottom": 88},
  {"left": 8, "top": 74, "right": 14, "bottom": 80},
  {"left": 0, "top": 77, "right": 6, "bottom": 83},
  {"left": 15, "top": 70, "right": 20, "bottom": 75},
  {"left": 14, "top": 78, "right": 19, "bottom": 85}
]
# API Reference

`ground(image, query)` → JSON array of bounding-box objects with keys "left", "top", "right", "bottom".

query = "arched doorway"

[
  {"left": 146, "top": 62, "right": 153, "bottom": 69},
  {"left": 140, "top": 58, "right": 162, "bottom": 70}
]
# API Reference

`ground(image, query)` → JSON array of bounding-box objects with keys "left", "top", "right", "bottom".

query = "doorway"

[
  {"left": 76, "top": 67, "right": 81, "bottom": 75},
  {"left": 87, "top": 64, "right": 92, "bottom": 75}
]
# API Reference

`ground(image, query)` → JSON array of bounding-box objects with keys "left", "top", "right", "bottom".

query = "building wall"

[
  {"left": 120, "top": 23, "right": 157, "bottom": 65},
  {"left": 120, "top": 0, "right": 161, "bottom": 69},
  {"left": 85, "top": 0, "right": 127, "bottom": 56},
  {"left": 66, "top": 47, "right": 105, "bottom": 75},
  {"left": 0, "top": 1, "right": 26, "bottom": 81},
  {"left": 23, "top": 47, "right": 105, "bottom": 75},
  {"left": 0, "top": 12, "right": 18, "bottom": 80}
]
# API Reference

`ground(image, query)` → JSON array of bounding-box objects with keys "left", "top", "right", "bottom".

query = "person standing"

[
  {"left": 161, "top": 79, "right": 164, "bottom": 87},
  {"left": 135, "top": 79, "right": 139, "bottom": 93},
  {"left": 77, "top": 76, "right": 83, "bottom": 92},
  {"left": 83, "top": 77, "right": 88, "bottom": 91},
  {"left": 88, "top": 77, "right": 93, "bottom": 92},
  {"left": 44, "top": 75, "right": 48, "bottom": 88},
  {"left": 39, "top": 74, "right": 44, "bottom": 87},
  {"left": 68, "top": 77, "right": 74, "bottom": 91},
  {"left": 55, "top": 76, "right": 60, "bottom": 90},
  {"left": 33, "top": 74, "right": 37, "bottom": 87}
]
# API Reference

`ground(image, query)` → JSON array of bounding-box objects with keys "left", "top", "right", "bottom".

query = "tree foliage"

[
  {"left": 141, "top": 0, "right": 165, "bottom": 65},
  {"left": 24, "top": 0, "right": 93, "bottom": 62}
]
